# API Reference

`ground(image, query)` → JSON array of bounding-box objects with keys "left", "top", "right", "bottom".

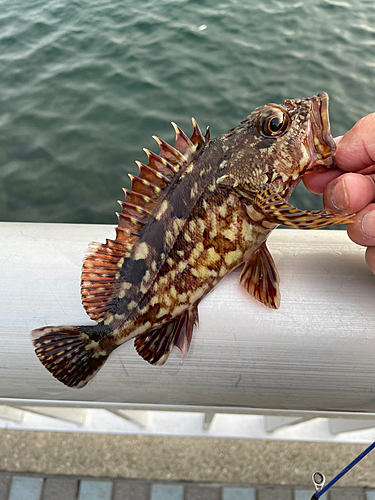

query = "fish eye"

[
  {"left": 258, "top": 108, "right": 290, "bottom": 137},
  {"left": 267, "top": 116, "right": 284, "bottom": 133}
]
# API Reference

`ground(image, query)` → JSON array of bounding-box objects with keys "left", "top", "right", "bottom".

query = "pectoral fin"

[
  {"left": 255, "top": 186, "right": 354, "bottom": 229},
  {"left": 240, "top": 242, "right": 280, "bottom": 309}
]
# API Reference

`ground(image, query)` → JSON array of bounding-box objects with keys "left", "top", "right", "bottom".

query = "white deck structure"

[{"left": 1, "top": 222, "right": 375, "bottom": 442}]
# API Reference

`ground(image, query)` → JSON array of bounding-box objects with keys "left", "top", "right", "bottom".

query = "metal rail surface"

[{"left": 0, "top": 222, "right": 374, "bottom": 414}]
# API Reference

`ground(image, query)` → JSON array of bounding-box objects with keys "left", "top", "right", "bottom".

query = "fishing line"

[{"left": 310, "top": 438, "right": 375, "bottom": 499}]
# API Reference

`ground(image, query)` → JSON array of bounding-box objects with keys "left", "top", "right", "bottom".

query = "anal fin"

[
  {"left": 256, "top": 187, "right": 354, "bottom": 229},
  {"left": 240, "top": 242, "right": 280, "bottom": 309},
  {"left": 134, "top": 307, "right": 199, "bottom": 366}
]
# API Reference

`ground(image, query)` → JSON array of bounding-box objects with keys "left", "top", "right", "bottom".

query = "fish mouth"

[{"left": 305, "top": 92, "right": 337, "bottom": 172}]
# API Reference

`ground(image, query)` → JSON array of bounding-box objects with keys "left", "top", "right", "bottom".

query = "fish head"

[
  {"left": 218, "top": 92, "right": 337, "bottom": 199},
  {"left": 281, "top": 91, "right": 336, "bottom": 173}
]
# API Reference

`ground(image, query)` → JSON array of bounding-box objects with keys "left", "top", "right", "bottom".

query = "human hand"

[{"left": 303, "top": 114, "right": 375, "bottom": 274}]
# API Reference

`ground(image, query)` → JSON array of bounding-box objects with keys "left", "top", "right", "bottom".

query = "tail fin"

[{"left": 30, "top": 325, "right": 109, "bottom": 388}]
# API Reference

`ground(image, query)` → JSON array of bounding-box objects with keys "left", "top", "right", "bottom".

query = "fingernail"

[
  {"left": 331, "top": 178, "right": 349, "bottom": 211},
  {"left": 362, "top": 211, "right": 375, "bottom": 238},
  {"left": 334, "top": 135, "right": 344, "bottom": 145}
]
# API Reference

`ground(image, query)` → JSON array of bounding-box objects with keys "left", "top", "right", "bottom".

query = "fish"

[{"left": 30, "top": 92, "right": 353, "bottom": 388}]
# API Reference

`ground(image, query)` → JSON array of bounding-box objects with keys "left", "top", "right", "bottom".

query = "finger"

[
  {"left": 303, "top": 170, "right": 343, "bottom": 194},
  {"left": 302, "top": 136, "right": 344, "bottom": 194},
  {"left": 322, "top": 173, "right": 375, "bottom": 213},
  {"left": 336, "top": 113, "right": 375, "bottom": 173},
  {"left": 347, "top": 203, "right": 375, "bottom": 247},
  {"left": 334, "top": 135, "right": 344, "bottom": 146},
  {"left": 365, "top": 247, "right": 375, "bottom": 275}
]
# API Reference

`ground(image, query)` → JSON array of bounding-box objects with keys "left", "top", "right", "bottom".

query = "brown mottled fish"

[{"left": 31, "top": 92, "right": 353, "bottom": 388}]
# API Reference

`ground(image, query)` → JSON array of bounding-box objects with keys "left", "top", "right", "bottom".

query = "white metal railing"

[{"left": 1, "top": 222, "right": 374, "bottom": 437}]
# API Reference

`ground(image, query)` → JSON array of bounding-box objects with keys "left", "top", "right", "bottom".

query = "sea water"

[{"left": 1, "top": 0, "right": 374, "bottom": 223}]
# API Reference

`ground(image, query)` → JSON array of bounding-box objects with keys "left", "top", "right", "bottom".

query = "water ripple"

[{"left": 0, "top": 0, "right": 375, "bottom": 222}]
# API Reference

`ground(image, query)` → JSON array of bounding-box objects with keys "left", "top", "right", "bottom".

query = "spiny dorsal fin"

[
  {"left": 81, "top": 241, "right": 126, "bottom": 321},
  {"left": 81, "top": 119, "right": 208, "bottom": 322},
  {"left": 191, "top": 117, "right": 205, "bottom": 148},
  {"left": 171, "top": 122, "right": 195, "bottom": 156}
]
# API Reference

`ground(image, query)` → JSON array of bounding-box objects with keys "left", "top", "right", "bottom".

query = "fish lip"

[{"left": 306, "top": 92, "right": 337, "bottom": 172}]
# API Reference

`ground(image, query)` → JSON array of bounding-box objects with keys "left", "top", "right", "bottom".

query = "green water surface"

[{"left": 1, "top": 0, "right": 374, "bottom": 224}]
